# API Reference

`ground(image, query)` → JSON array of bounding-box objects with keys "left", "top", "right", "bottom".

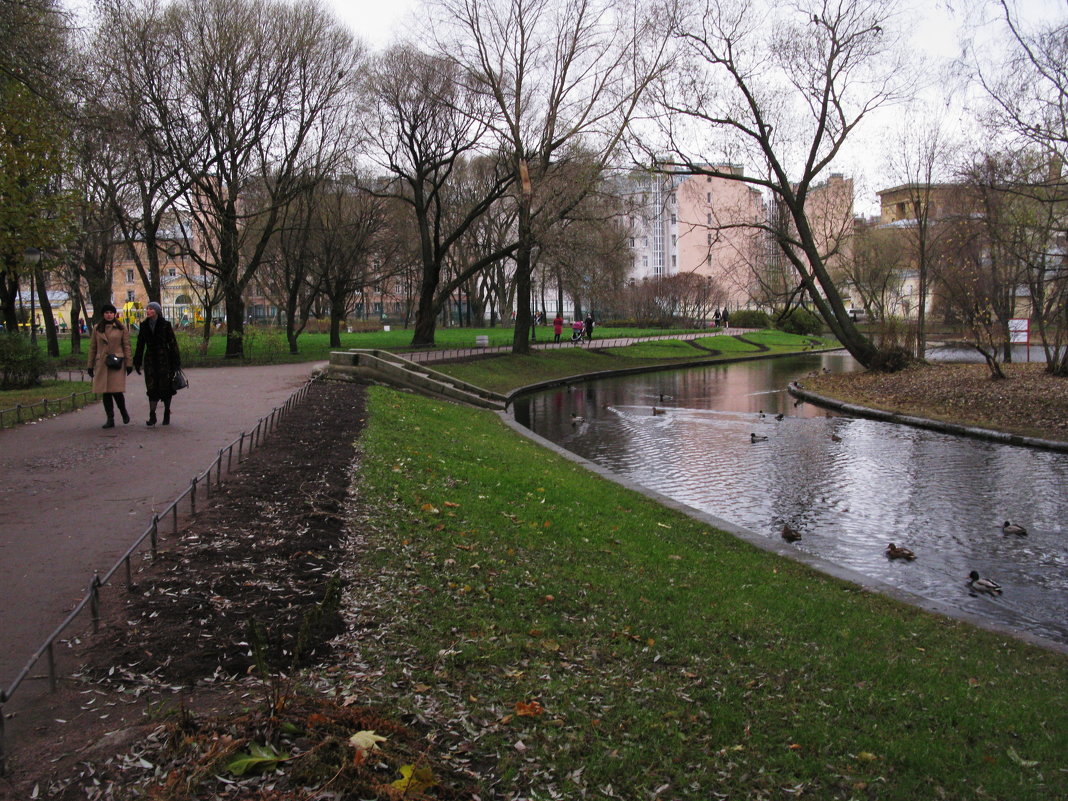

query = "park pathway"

[{"left": 0, "top": 361, "right": 324, "bottom": 730}]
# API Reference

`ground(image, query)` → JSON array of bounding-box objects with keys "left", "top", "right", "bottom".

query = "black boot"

[
  {"left": 102, "top": 395, "right": 115, "bottom": 429},
  {"left": 162, "top": 408, "right": 171, "bottom": 426},
  {"left": 147, "top": 412, "right": 157, "bottom": 426},
  {"left": 116, "top": 395, "right": 130, "bottom": 425}
]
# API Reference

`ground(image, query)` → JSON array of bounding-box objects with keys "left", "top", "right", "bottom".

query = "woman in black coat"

[{"left": 133, "top": 301, "right": 182, "bottom": 426}]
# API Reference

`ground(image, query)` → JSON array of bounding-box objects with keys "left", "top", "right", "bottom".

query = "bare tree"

[
  {"left": 884, "top": 105, "right": 957, "bottom": 358},
  {"left": 365, "top": 45, "right": 516, "bottom": 347},
  {"left": 437, "top": 0, "right": 670, "bottom": 354},
  {"left": 648, "top": 0, "right": 915, "bottom": 369},
  {"left": 94, "top": 0, "right": 366, "bottom": 358}
]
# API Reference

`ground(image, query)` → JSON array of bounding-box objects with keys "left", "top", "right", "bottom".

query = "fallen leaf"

[
  {"left": 391, "top": 764, "right": 437, "bottom": 793},
  {"left": 515, "top": 700, "right": 545, "bottom": 717},
  {"left": 349, "top": 730, "right": 388, "bottom": 752},
  {"left": 1007, "top": 747, "right": 1039, "bottom": 768}
]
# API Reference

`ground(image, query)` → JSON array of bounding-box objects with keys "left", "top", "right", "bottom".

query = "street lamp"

[{"left": 23, "top": 247, "right": 41, "bottom": 344}]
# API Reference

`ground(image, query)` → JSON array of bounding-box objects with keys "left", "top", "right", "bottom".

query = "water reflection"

[{"left": 513, "top": 353, "right": 1068, "bottom": 645}]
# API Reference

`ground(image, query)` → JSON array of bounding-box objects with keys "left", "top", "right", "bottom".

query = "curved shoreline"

[
  {"left": 499, "top": 359, "right": 1068, "bottom": 655},
  {"left": 788, "top": 381, "right": 1068, "bottom": 453}
]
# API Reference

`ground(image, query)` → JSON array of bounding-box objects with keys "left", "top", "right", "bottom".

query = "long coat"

[
  {"left": 133, "top": 318, "right": 181, "bottom": 401},
  {"left": 87, "top": 321, "right": 133, "bottom": 394}
]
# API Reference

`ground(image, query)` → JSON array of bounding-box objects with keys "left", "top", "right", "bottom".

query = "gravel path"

[{"left": 0, "top": 362, "right": 324, "bottom": 728}]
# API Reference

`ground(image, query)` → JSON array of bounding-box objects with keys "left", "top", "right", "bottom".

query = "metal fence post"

[
  {"left": 151, "top": 514, "right": 159, "bottom": 558},
  {"left": 238, "top": 432, "right": 245, "bottom": 462},
  {"left": 190, "top": 476, "right": 197, "bottom": 515},
  {"left": 90, "top": 574, "right": 102, "bottom": 633}
]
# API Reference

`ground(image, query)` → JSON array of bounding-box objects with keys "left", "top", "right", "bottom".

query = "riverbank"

[
  {"left": 804, "top": 362, "right": 1068, "bottom": 444},
  {"left": 6, "top": 380, "right": 1066, "bottom": 800}
]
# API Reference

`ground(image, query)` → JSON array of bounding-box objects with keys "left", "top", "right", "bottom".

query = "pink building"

[{"left": 627, "top": 165, "right": 764, "bottom": 311}]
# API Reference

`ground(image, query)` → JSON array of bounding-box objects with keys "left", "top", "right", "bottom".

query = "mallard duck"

[
  {"left": 830, "top": 433, "right": 842, "bottom": 442},
  {"left": 775, "top": 413, "right": 785, "bottom": 421},
  {"left": 750, "top": 432, "right": 768, "bottom": 442},
  {"left": 967, "top": 570, "right": 1002, "bottom": 595},
  {"left": 758, "top": 410, "right": 766, "bottom": 418},
  {"left": 885, "top": 542, "right": 916, "bottom": 561},
  {"left": 781, "top": 524, "right": 802, "bottom": 543},
  {"left": 570, "top": 413, "right": 585, "bottom": 425},
  {"left": 1002, "top": 520, "right": 1028, "bottom": 536},
  {"left": 652, "top": 406, "right": 666, "bottom": 416}
]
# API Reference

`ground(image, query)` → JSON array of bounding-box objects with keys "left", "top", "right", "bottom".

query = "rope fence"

[{"left": 0, "top": 377, "right": 317, "bottom": 773}]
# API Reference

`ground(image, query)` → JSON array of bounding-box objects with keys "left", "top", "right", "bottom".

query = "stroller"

[{"left": 570, "top": 320, "right": 586, "bottom": 343}]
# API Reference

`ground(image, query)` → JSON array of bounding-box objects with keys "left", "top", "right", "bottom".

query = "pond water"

[{"left": 512, "top": 353, "right": 1068, "bottom": 645}]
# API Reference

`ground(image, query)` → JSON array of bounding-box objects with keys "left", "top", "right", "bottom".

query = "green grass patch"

[
  {"left": 344, "top": 387, "right": 1068, "bottom": 800},
  {"left": 607, "top": 338, "right": 706, "bottom": 359},
  {"left": 45, "top": 325, "right": 702, "bottom": 368},
  {"left": 0, "top": 379, "right": 95, "bottom": 427},
  {"left": 694, "top": 333, "right": 763, "bottom": 352}
]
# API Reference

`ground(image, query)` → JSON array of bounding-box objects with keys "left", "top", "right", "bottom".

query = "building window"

[
  {"left": 126, "top": 269, "right": 135, "bottom": 283},
  {"left": 670, "top": 213, "right": 677, "bottom": 225},
  {"left": 126, "top": 290, "right": 135, "bottom": 302},
  {"left": 707, "top": 192, "right": 711, "bottom": 203},
  {"left": 671, "top": 255, "right": 677, "bottom": 267},
  {"left": 168, "top": 267, "right": 177, "bottom": 277},
  {"left": 707, "top": 213, "right": 712, "bottom": 225},
  {"left": 707, "top": 233, "right": 713, "bottom": 244},
  {"left": 671, "top": 234, "right": 677, "bottom": 246},
  {"left": 643, "top": 255, "right": 648, "bottom": 267},
  {"left": 630, "top": 237, "right": 635, "bottom": 248},
  {"left": 643, "top": 237, "right": 648, "bottom": 247}
]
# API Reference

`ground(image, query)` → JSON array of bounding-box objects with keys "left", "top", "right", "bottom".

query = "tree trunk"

[
  {"left": 1, "top": 260, "right": 19, "bottom": 332},
  {"left": 34, "top": 266, "right": 59, "bottom": 357},
  {"left": 411, "top": 260, "right": 442, "bottom": 347},
  {"left": 68, "top": 291, "right": 82, "bottom": 355},
  {"left": 329, "top": 297, "right": 345, "bottom": 348},
  {"left": 224, "top": 289, "right": 245, "bottom": 359}
]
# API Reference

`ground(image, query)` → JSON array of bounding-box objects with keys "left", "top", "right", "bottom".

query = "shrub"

[
  {"left": 0, "top": 333, "right": 48, "bottom": 389},
  {"left": 869, "top": 346, "right": 913, "bottom": 373},
  {"left": 777, "top": 307, "right": 824, "bottom": 336},
  {"left": 728, "top": 309, "right": 772, "bottom": 329}
]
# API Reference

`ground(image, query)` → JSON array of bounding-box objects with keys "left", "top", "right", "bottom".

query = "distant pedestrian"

[
  {"left": 133, "top": 301, "right": 182, "bottom": 426},
  {"left": 721, "top": 308, "right": 729, "bottom": 329},
  {"left": 553, "top": 313, "right": 564, "bottom": 342},
  {"left": 87, "top": 303, "right": 133, "bottom": 429},
  {"left": 713, "top": 309, "right": 721, "bottom": 327},
  {"left": 584, "top": 313, "right": 595, "bottom": 341}
]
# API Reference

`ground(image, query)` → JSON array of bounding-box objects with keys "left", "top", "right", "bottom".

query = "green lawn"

[
  {"left": 438, "top": 331, "right": 836, "bottom": 394},
  {"left": 0, "top": 379, "right": 95, "bottom": 427},
  {"left": 42, "top": 325, "right": 705, "bottom": 367},
  {"left": 343, "top": 387, "right": 1068, "bottom": 800}
]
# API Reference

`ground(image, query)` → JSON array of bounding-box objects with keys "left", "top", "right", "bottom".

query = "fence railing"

[
  {"left": 0, "top": 389, "right": 96, "bottom": 429},
  {"left": 0, "top": 377, "right": 318, "bottom": 774}
]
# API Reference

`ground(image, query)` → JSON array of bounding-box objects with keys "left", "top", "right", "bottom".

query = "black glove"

[
  {"left": 87, "top": 368, "right": 94, "bottom": 378},
  {"left": 126, "top": 366, "right": 133, "bottom": 375},
  {"left": 135, "top": 365, "right": 142, "bottom": 374}
]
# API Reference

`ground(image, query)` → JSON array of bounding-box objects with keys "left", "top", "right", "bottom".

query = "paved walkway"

[{"left": 0, "top": 362, "right": 324, "bottom": 723}]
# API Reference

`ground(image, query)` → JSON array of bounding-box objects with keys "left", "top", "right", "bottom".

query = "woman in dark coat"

[
  {"left": 133, "top": 301, "right": 181, "bottom": 426},
  {"left": 87, "top": 303, "right": 133, "bottom": 428}
]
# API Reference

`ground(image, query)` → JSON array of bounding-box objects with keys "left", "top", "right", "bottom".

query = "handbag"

[
  {"left": 172, "top": 368, "right": 189, "bottom": 392},
  {"left": 105, "top": 353, "right": 123, "bottom": 369}
]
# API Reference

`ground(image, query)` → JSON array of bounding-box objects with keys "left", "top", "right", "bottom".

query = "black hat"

[{"left": 100, "top": 303, "right": 117, "bottom": 315}]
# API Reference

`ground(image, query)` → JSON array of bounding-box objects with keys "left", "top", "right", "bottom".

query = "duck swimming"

[
  {"left": 750, "top": 432, "right": 768, "bottom": 442},
  {"left": 967, "top": 570, "right": 1002, "bottom": 595},
  {"left": 1002, "top": 521, "right": 1028, "bottom": 536},
  {"left": 885, "top": 543, "right": 916, "bottom": 561},
  {"left": 781, "top": 524, "right": 802, "bottom": 543},
  {"left": 652, "top": 406, "right": 666, "bottom": 416}
]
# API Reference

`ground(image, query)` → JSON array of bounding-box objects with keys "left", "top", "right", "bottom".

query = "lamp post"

[{"left": 23, "top": 247, "right": 41, "bottom": 345}]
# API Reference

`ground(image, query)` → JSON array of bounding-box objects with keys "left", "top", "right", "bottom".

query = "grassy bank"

[
  {"left": 438, "top": 330, "right": 834, "bottom": 394},
  {"left": 0, "top": 379, "right": 94, "bottom": 427},
  {"left": 342, "top": 387, "right": 1068, "bottom": 800}
]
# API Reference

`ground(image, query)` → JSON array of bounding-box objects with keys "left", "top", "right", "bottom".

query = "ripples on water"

[{"left": 513, "top": 353, "right": 1068, "bottom": 645}]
